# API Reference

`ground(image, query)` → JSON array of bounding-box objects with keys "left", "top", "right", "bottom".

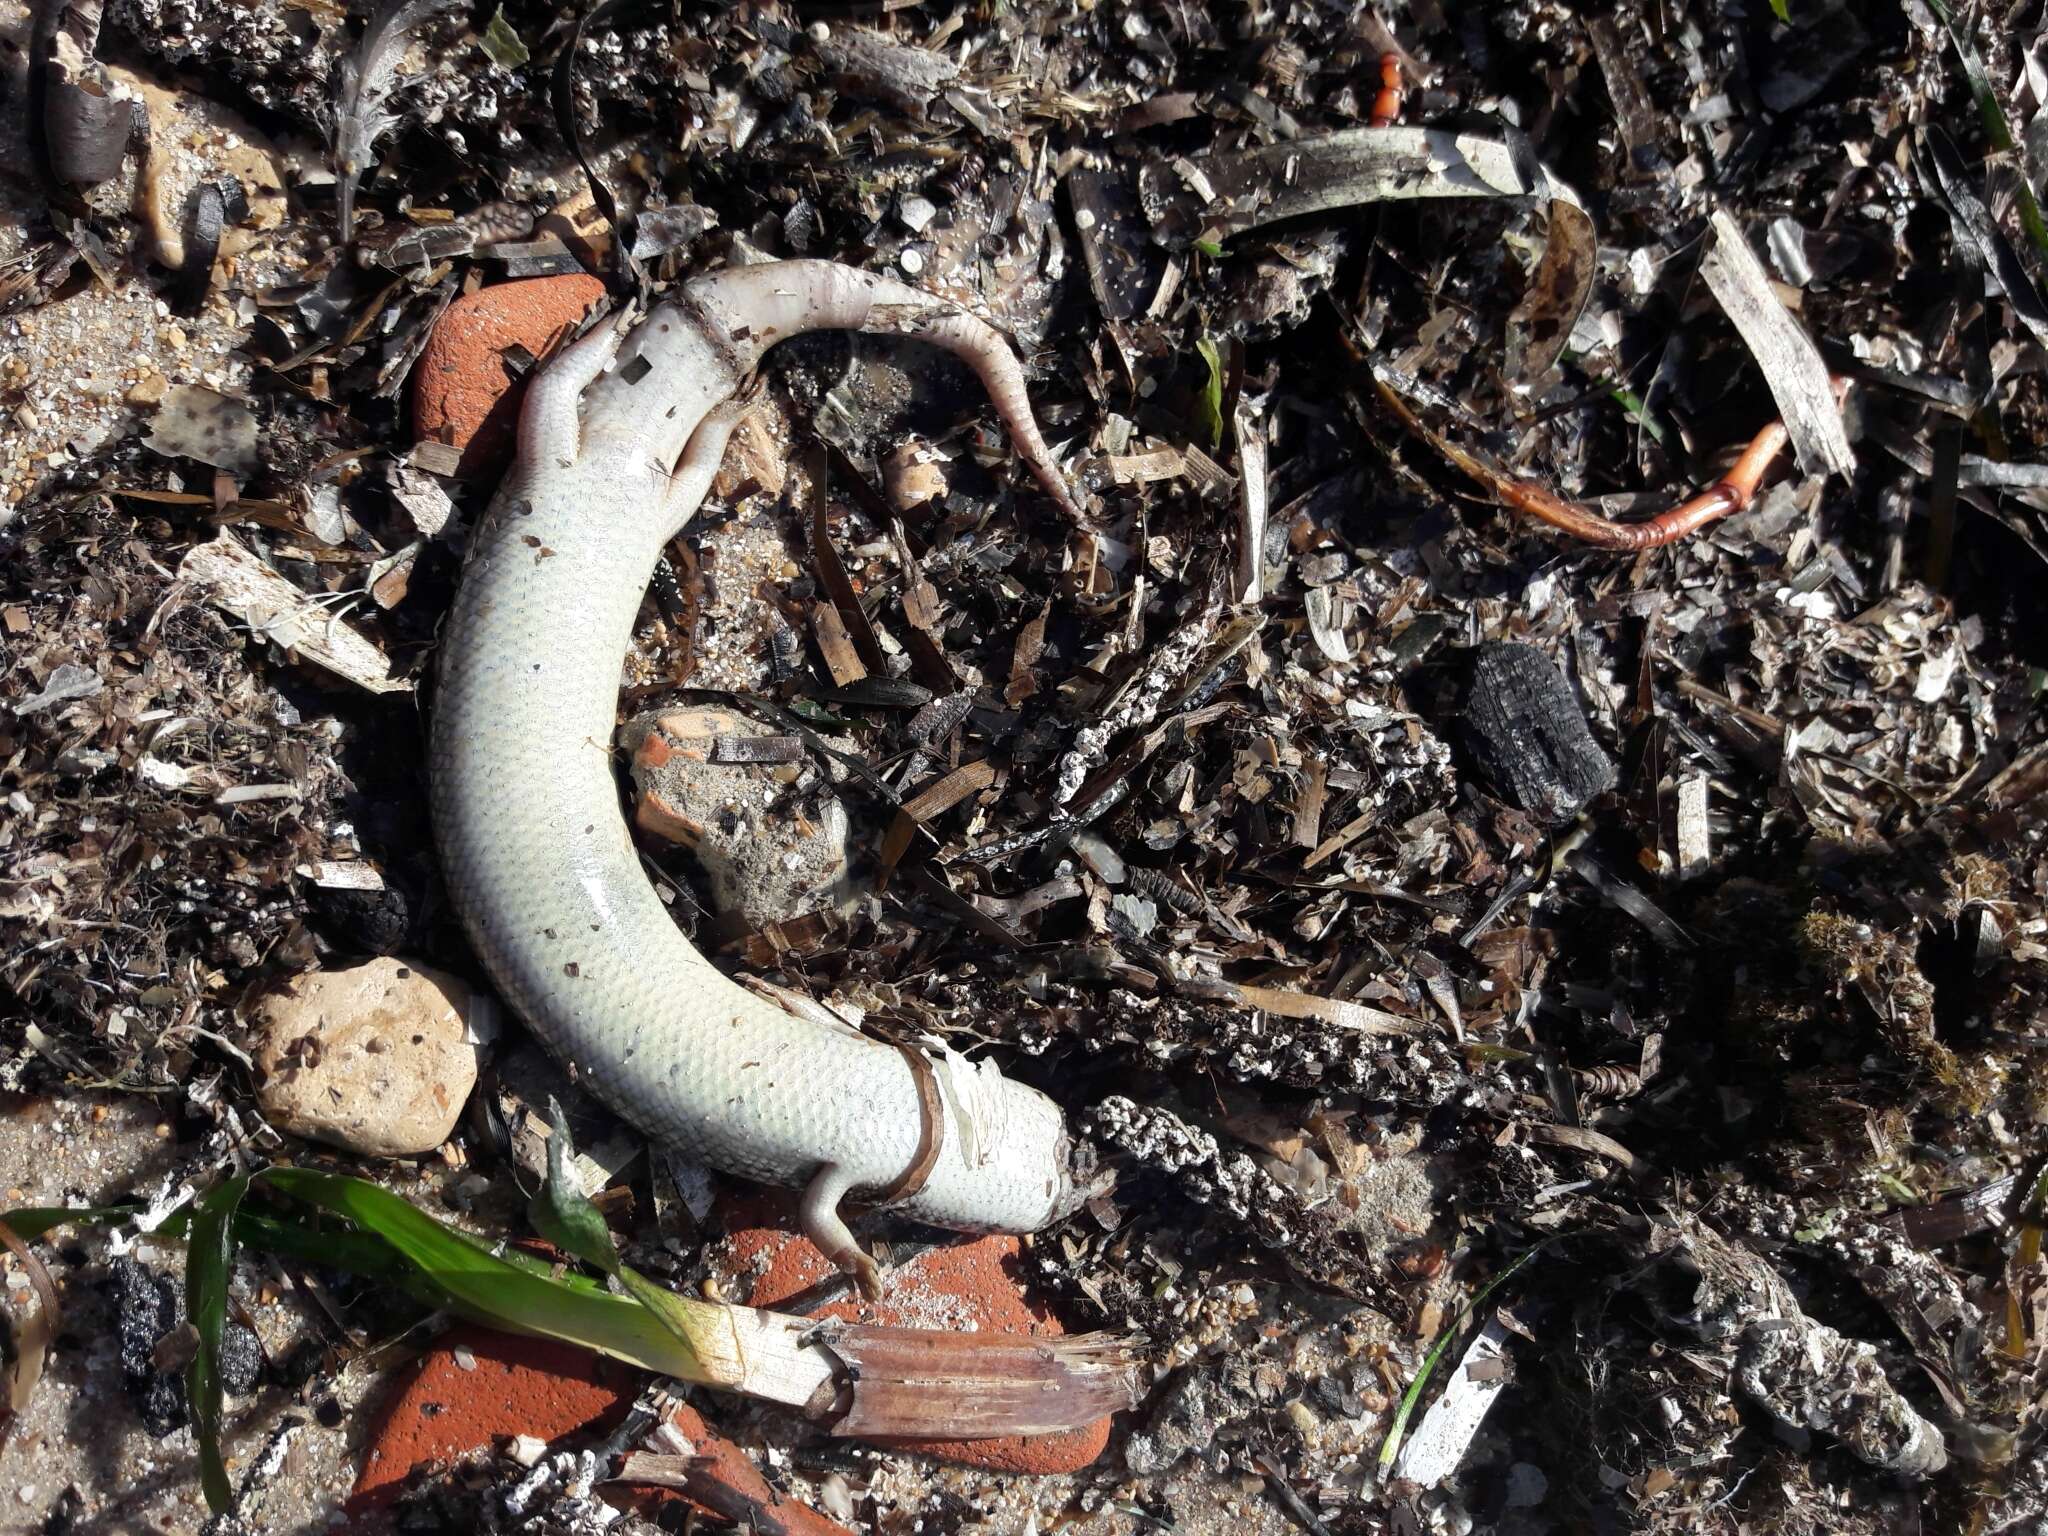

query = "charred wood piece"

[
  {"left": 1454, "top": 643, "right": 1615, "bottom": 827},
  {"left": 31, "top": 0, "right": 144, "bottom": 194}
]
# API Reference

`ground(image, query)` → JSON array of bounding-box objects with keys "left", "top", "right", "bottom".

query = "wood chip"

[
  {"left": 1292, "top": 758, "right": 1326, "bottom": 849},
  {"left": 1675, "top": 775, "right": 1710, "bottom": 878},
  {"left": 1007, "top": 601, "right": 1049, "bottom": 708},
  {"left": 902, "top": 569, "right": 943, "bottom": 634},
  {"left": 810, "top": 599, "right": 866, "bottom": 686},
  {"left": 177, "top": 530, "right": 409, "bottom": 693},
  {"left": 408, "top": 439, "right": 465, "bottom": 476},
  {"left": 1232, "top": 399, "right": 1267, "bottom": 605},
  {"left": 1181, "top": 444, "right": 1237, "bottom": 500},
  {"left": 296, "top": 861, "right": 386, "bottom": 891},
  {"left": 1107, "top": 446, "right": 1186, "bottom": 485},
  {"left": 903, "top": 759, "right": 996, "bottom": 823},
  {"left": 1304, "top": 804, "right": 1377, "bottom": 870},
  {"left": 878, "top": 759, "right": 998, "bottom": 876}
]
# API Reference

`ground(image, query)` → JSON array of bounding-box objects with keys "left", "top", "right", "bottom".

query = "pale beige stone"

[
  {"left": 621, "top": 709, "right": 853, "bottom": 934},
  {"left": 252, "top": 958, "right": 478, "bottom": 1157}
]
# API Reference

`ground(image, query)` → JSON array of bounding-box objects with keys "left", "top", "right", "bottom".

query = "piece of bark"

[
  {"left": 178, "top": 529, "right": 409, "bottom": 694},
  {"left": 1698, "top": 209, "right": 1854, "bottom": 479},
  {"left": 1455, "top": 642, "right": 1614, "bottom": 826}
]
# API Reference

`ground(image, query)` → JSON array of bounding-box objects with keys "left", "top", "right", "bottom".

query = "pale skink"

[{"left": 431, "top": 261, "right": 1086, "bottom": 1291}]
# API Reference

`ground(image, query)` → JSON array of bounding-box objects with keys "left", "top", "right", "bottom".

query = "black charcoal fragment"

[
  {"left": 33, "top": 0, "right": 138, "bottom": 192},
  {"left": 112, "top": 1257, "right": 263, "bottom": 1436},
  {"left": 1455, "top": 642, "right": 1615, "bottom": 826}
]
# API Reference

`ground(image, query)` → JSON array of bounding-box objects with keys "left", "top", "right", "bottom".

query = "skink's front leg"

[{"left": 517, "top": 307, "right": 633, "bottom": 476}]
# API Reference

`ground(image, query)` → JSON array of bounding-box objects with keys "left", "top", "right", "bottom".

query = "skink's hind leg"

[
  {"left": 519, "top": 306, "right": 633, "bottom": 475},
  {"left": 800, "top": 1162, "right": 884, "bottom": 1301}
]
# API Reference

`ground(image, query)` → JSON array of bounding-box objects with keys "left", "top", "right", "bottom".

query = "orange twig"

[
  {"left": 1494, "top": 415, "right": 1793, "bottom": 550},
  {"left": 1370, "top": 367, "right": 1851, "bottom": 550},
  {"left": 1369, "top": 52, "right": 1404, "bottom": 129}
]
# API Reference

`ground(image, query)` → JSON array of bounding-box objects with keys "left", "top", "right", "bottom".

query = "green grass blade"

[
  {"left": 1609, "top": 384, "right": 1669, "bottom": 448},
  {"left": 186, "top": 1174, "right": 251, "bottom": 1514},
  {"left": 1, "top": 1178, "right": 697, "bottom": 1376},
  {"left": 525, "top": 1104, "right": 723, "bottom": 1379},
  {"left": 1927, "top": 0, "right": 2014, "bottom": 152},
  {"left": 1377, "top": 1242, "right": 1544, "bottom": 1477},
  {"left": 1927, "top": 0, "right": 2048, "bottom": 263},
  {"left": 5, "top": 1172, "right": 753, "bottom": 1427},
  {"left": 1193, "top": 337, "right": 1225, "bottom": 450},
  {"left": 256, "top": 1167, "right": 710, "bottom": 1379},
  {"left": 528, "top": 1100, "right": 623, "bottom": 1276}
]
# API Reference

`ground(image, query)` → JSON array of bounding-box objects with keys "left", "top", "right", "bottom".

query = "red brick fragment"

[
  {"left": 411, "top": 275, "right": 607, "bottom": 481},
  {"left": 347, "top": 1324, "right": 851, "bottom": 1535}
]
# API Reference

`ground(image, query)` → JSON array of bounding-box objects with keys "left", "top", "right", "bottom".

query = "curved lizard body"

[{"left": 432, "top": 262, "right": 1084, "bottom": 1288}]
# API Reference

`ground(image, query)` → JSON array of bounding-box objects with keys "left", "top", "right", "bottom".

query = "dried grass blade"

[
  {"left": 1231, "top": 397, "right": 1268, "bottom": 605},
  {"left": 1219, "top": 980, "right": 1422, "bottom": 1037},
  {"left": 0, "top": 1216, "right": 61, "bottom": 1450},
  {"left": 1138, "top": 127, "right": 1585, "bottom": 249},
  {"left": 809, "top": 471, "right": 889, "bottom": 677}
]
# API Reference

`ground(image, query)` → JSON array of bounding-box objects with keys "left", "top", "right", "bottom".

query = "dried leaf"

[
  {"left": 1505, "top": 199, "right": 1596, "bottom": 385},
  {"left": 144, "top": 386, "right": 260, "bottom": 474},
  {"left": 478, "top": 5, "right": 529, "bottom": 69}
]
